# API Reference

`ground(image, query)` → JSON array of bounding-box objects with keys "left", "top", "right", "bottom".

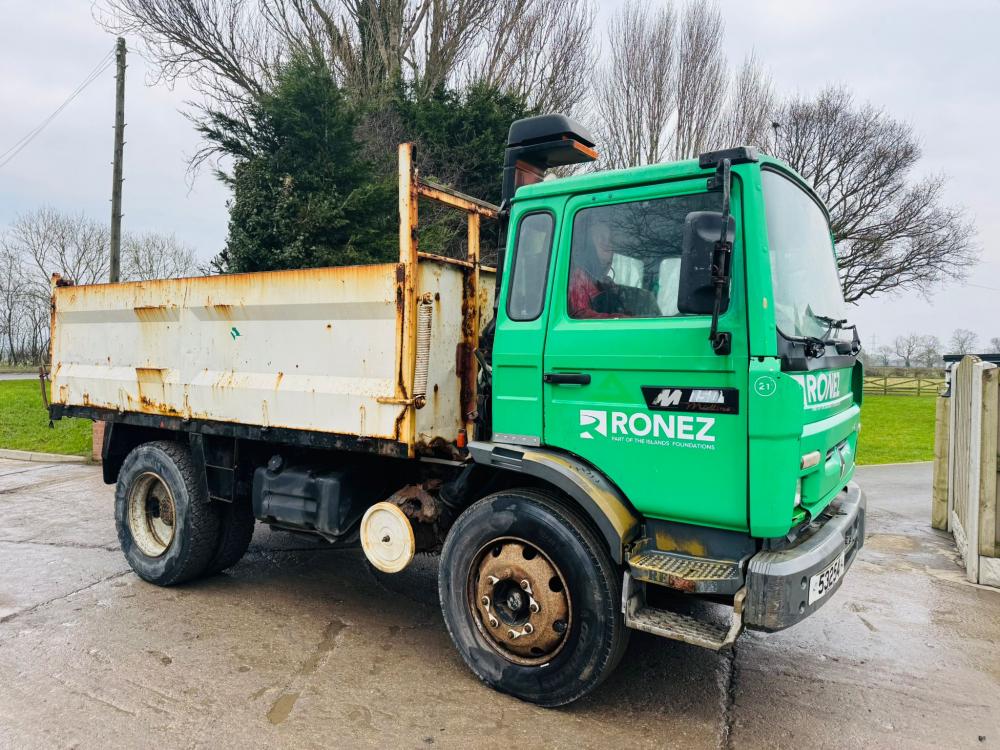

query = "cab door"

[
  {"left": 490, "top": 205, "right": 562, "bottom": 446},
  {"left": 541, "top": 179, "right": 749, "bottom": 531}
]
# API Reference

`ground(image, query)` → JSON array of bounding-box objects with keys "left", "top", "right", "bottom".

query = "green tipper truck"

[{"left": 49, "top": 114, "right": 865, "bottom": 706}]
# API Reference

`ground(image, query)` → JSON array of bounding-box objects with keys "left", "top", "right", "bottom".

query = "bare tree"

[
  {"left": 714, "top": 52, "right": 774, "bottom": 150},
  {"left": 594, "top": 1, "right": 772, "bottom": 169},
  {"left": 949, "top": 328, "right": 978, "bottom": 355},
  {"left": 768, "top": 87, "right": 977, "bottom": 302},
  {"left": 894, "top": 333, "right": 922, "bottom": 369},
  {"left": 100, "top": 0, "right": 594, "bottom": 114},
  {"left": 875, "top": 345, "right": 893, "bottom": 367},
  {"left": 465, "top": 0, "right": 595, "bottom": 115},
  {"left": 673, "top": 0, "right": 727, "bottom": 159},
  {"left": 98, "top": 0, "right": 277, "bottom": 115},
  {"left": 990, "top": 336, "right": 1000, "bottom": 353},
  {"left": 8, "top": 207, "right": 109, "bottom": 290},
  {"left": 122, "top": 232, "right": 199, "bottom": 281},
  {"left": 918, "top": 335, "right": 942, "bottom": 369},
  {"left": 594, "top": 0, "right": 677, "bottom": 169},
  {"left": 0, "top": 244, "right": 30, "bottom": 363}
]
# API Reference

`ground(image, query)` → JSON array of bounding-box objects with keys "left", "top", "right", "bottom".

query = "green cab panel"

[
  {"left": 491, "top": 154, "right": 863, "bottom": 543},
  {"left": 538, "top": 178, "right": 750, "bottom": 532}
]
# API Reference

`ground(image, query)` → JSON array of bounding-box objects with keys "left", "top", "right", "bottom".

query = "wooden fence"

[
  {"left": 863, "top": 375, "right": 944, "bottom": 396},
  {"left": 931, "top": 356, "right": 1000, "bottom": 586}
]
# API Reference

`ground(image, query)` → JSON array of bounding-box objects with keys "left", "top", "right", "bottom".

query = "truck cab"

[{"left": 475, "top": 114, "right": 865, "bottom": 638}]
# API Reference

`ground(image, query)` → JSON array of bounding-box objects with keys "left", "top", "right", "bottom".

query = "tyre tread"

[
  {"left": 205, "top": 499, "right": 255, "bottom": 576},
  {"left": 439, "top": 486, "right": 628, "bottom": 707}
]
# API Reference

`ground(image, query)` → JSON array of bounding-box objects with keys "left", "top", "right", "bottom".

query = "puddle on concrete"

[
  {"left": 267, "top": 691, "right": 299, "bottom": 725},
  {"left": 264, "top": 617, "right": 347, "bottom": 724}
]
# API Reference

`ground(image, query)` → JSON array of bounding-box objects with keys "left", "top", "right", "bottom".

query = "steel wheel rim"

[
  {"left": 127, "top": 472, "right": 176, "bottom": 557},
  {"left": 467, "top": 536, "right": 572, "bottom": 666}
]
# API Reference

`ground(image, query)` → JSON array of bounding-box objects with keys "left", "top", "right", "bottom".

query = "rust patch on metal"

[
  {"left": 415, "top": 181, "right": 499, "bottom": 219},
  {"left": 457, "top": 264, "right": 478, "bottom": 420},
  {"left": 137, "top": 394, "right": 185, "bottom": 418},
  {"left": 647, "top": 572, "right": 698, "bottom": 593},
  {"left": 415, "top": 436, "right": 463, "bottom": 461},
  {"left": 654, "top": 529, "right": 709, "bottom": 559},
  {"left": 134, "top": 305, "right": 176, "bottom": 323},
  {"left": 472, "top": 539, "right": 571, "bottom": 665},
  {"left": 135, "top": 368, "right": 172, "bottom": 415},
  {"left": 385, "top": 480, "right": 443, "bottom": 524}
]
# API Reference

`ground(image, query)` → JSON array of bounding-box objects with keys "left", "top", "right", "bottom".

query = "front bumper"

[{"left": 744, "top": 482, "right": 865, "bottom": 632}]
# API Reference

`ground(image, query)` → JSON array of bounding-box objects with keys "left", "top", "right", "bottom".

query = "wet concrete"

[{"left": 0, "top": 458, "right": 997, "bottom": 749}]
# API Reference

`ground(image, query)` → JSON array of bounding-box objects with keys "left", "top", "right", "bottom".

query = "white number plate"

[{"left": 808, "top": 551, "right": 846, "bottom": 604}]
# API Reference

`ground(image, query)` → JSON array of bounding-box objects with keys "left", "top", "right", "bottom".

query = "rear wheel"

[
  {"left": 115, "top": 441, "right": 220, "bottom": 586},
  {"left": 204, "top": 497, "right": 256, "bottom": 576},
  {"left": 438, "top": 488, "right": 628, "bottom": 707}
]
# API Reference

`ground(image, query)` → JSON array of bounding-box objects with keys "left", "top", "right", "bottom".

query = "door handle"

[{"left": 543, "top": 372, "right": 591, "bottom": 385}]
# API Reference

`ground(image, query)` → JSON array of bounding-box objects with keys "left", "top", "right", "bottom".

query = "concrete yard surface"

[{"left": 0, "top": 459, "right": 998, "bottom": 749}]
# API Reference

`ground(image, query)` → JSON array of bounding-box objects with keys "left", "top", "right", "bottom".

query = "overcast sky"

[{"left": 1, "top": 0, "right": 997, "bottom": 352}]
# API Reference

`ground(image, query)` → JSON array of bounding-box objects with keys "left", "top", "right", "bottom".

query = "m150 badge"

[{"left": 640, "top": 386, "right": 739, "bottom": 415}]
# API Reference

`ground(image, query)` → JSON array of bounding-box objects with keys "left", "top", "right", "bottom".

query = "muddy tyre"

[
  {"left": 115, "top": 441, "right": 220, "bottom": 586},
  {"left": 439, "top": 488, "right": 628, "bottom": 707},
  {"left": 205, "top": 498, "right": 256, "bottom": 576}
]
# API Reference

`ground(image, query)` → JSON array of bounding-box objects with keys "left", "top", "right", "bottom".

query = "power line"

[
  {"left": 0, "top": 46, "right": 116, "bottom": 171},
  {"left": 962, "top": 281, "right": 1000, "bottom": 293}
]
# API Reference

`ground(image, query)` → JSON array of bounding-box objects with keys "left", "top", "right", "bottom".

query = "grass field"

[
  {"left": 857, "top": 394, "right": 936, "bottom": 465},
  {"left": 0, "top": 380, "right": 91, "bottom": 457},
  {"left": 0, "top": 379, "right": 934, "bottom": 464}
]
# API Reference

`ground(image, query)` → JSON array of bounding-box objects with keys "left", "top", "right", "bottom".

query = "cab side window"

[
  {"left": 507, "top": 213, "right": 554, "bottom": 321},
  {"left": 568, "top": 193, "right": 722, "bottom": 319}
]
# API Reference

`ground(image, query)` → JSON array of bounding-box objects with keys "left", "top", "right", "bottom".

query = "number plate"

[{"left": 808, "top": 551, "right": 846, "bottom": 605}]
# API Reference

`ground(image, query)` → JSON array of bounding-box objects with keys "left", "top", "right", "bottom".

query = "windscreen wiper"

[{"left": 806, "top": 313, "right": 862, "bottom": 356}]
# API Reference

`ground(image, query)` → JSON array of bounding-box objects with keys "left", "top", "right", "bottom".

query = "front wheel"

[{"left": 438, "top": 488, "right": 628, "bottom": 707}]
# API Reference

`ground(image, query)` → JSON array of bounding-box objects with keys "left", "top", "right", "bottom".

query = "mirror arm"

[{"left": 709, "top": 158, "right": 733, "bottom": 356}]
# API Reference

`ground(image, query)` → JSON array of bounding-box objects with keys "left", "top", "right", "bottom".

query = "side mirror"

[{"left": 677, "top": 211, "right": 735, "bottom": 315}]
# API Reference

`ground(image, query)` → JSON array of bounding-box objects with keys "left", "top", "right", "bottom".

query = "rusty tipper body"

[{"left": 50, "top": 115, "right": 865, "bottom": 707}]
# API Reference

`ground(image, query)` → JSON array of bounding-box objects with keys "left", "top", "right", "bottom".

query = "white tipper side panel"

[{"left": 50, "top": 264, "right": 409, "bottom": 440}]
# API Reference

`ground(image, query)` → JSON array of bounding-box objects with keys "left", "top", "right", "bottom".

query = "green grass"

[
  {"left": 0, "top": 380, "right": 92, "bottom": 457},
  {"left": 857, "top": 394, "right": 936, "bottom": 465}
]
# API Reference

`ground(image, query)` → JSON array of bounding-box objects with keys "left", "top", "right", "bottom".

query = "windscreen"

[{"left": 762, "top": 169, "right": 848, "bottom": 340}]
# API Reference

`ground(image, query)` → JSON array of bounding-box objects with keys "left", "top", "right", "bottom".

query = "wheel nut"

[
  {"left": 523, "top": 623, "right": 533, "bottom": 635},
  {"left": 520, "top": 579, "right": 529, "bottom": 590},
  {"left": 481, "top": 596, "right": 489, "bottom": 606},
  {"left": 529, "top": 602, "right": 539, "bottom": 613}
]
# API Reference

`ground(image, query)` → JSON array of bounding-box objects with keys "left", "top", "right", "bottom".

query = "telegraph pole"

[{"left": 109, "top": 37, "right": 126, "bottom": 283}]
